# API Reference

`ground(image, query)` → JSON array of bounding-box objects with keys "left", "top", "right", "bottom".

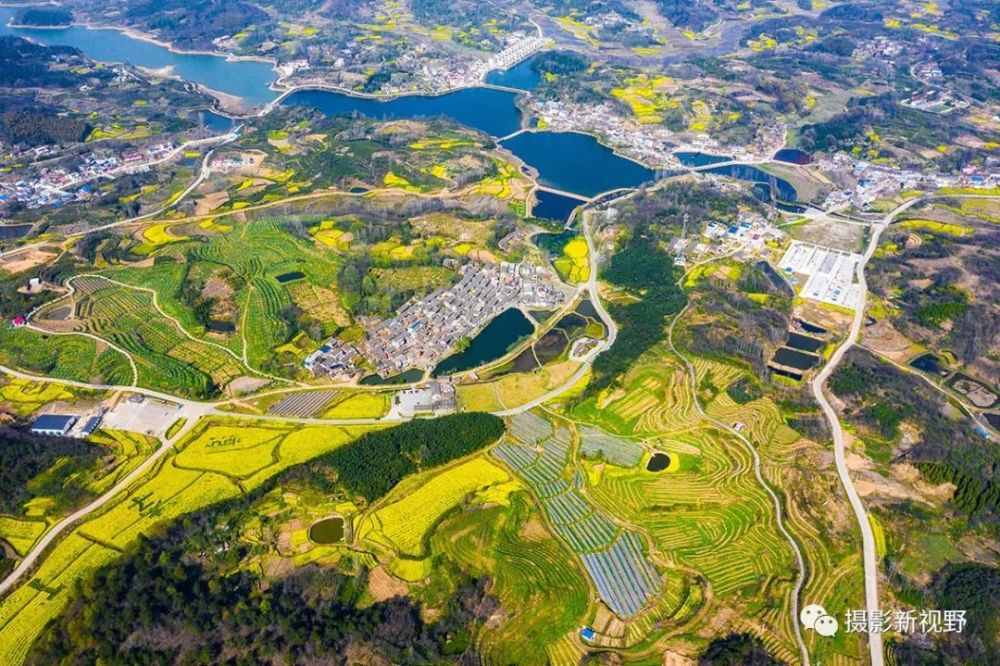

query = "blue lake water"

[
  {"left": 704, "top": 164, "right": 798, "bottom": 202},
  {"left": 283, "top": 87, "right": 523, "bottom": 138},
  {"left": 532, "top": 189, "right": 585, "bottom": 222},
  {"left": 0, "top": 8, "right": 277, "bottom": 105},
  {"left": 675, "top": 151, "right": 733, "bottom": 167},
  {"left": 773, "top": 347, "right": 820, "bottom": 370},
  {"left": 0, "top": 10, "right": 808, "bottom": 202},
  {"left": 503, "top": 131, "right": 656, "bottom": 198},
  {"left": 188, "top": 109, "right": 234, "bottom": 132},
  {"left": 284, "top": 91, "right": 656, "bottom": 197},
  {"left": 774, "top": 148, "right": 813, "bottom": 165},
  {"left": 0, "top": 224, "right": 32, "bottom": 239},
  {"left": 485, "top": 55, "right": 541, "bottom": 91}
]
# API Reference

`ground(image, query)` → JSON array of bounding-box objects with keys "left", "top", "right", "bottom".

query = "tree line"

[{"left": 328, "top": 413, "right": 505, "bottom": 502}]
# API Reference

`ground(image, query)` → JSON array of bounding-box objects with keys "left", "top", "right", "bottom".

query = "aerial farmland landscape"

[{"left": 0, "top": 0, "right": 998, "bottom": 664}]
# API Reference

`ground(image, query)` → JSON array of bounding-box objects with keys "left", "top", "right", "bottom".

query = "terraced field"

[
  {"left": 431, "top": 494, "right": 590, "bottom": 666},
  {"left": 578, "top": 426, "right": 645, "bottom": 467},
  {"left": 360, "top": 457, "right": 511, "bottom": 557},
  {"left": 0, "top": 326, "right": 132, "bottom": 387},
  {"left": 48, "top": 277, "right": 252, "bottom": 398},
  {"left": 105, "top": 219, "right": 344, "bottom": 375},
  {"left": 493, "top": 412, "right": 664, "bottom": 618},
  {"left": 569, "top": 346, "right": 864, "bottom": 661}
]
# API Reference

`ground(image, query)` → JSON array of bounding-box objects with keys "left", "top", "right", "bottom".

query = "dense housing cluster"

[{"left": 307, "top": 262, "right": 565, "bottom": 378}]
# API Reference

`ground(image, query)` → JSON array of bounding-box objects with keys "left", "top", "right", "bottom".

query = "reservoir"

[
  {"left": 703, "top": 164, "right": 798, "bottom": 202},
  {"left": 910, "top": 353, "right": 945, "bottom": 376},
  {"left": 532, "top": 229, "right": 576, "bottom": 256},
  {"left": 533, "top": 189, "right": 585, "bottom": 223},
  {"left": 286, "top": 91, "right": 657, "bottom": 197},
  {"left": 283, "top": 87, "right": 523, "bottom": 139},
  {"left": 485, "top": 55, "right": 541, "bottom": 91},
  {"left": 502, "top": 131, "right": 656, "bottom": 198},
  {"left": 359, "top": 368, "right": 424, "bottom": 386},
  {"left": 189, "top": 109, "right": 234, "bottom": 133},
  {"left": 0, "top": 8, "right": 278, "bottom": 105},
  {"left": 774, "top": 148, "right": 813, "bottom": 165},
  {"left": 434, "top": 308, "right": 534, "bottom": 376},
  {"left": 0, "top": 224, "right": 32, "bottom": 240}
]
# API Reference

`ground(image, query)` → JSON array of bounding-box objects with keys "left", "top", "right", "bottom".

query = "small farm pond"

[
  {"left": 309, "top": 517, "right": 345, "bottom": 544},
  {"left": 276, "top": 271, "right": 306, "bottom": 283},
  {"left": 910, "top": 353, "right": 945, "bottom": 376},
  {"left": 773, "top": 347, "right": 820, "bottom": 370},
  {"left": 786, "top": 333, "right": 825, "bottom": 354},
  {"left": 646, "top": 452, "right": 671, "bottom": 472}
]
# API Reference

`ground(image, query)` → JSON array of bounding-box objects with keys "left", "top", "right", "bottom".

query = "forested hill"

[
  {"left": 0, "top": 426, "right": 102, "bottom": 515},
  {"left": 28, "top": 498, "right": 497, "bottom": 664},
  {"left": 0, "top": 37, "right": 97, "bottom": 145},
  {"left": 25, "top": 414, "right": 507, "bottom": 664},
  {"left": 0, "top": 37, "right": 85, "bottom": 89}
]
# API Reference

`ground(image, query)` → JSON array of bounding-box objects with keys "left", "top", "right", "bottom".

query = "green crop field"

[
  {"left": 0, "top": 326, "right": 132, "bottom": 387},
  {"left": 361, "top": 456, "right": 511, "bottom": 557},
  {"left": 430, "top": 493, "right": 591, "bottom": 665},
  {"left": 561, "top": 347, "right": 864, "bottom": 661},
  {"left": 50, "top": 277, "right": 252, "bottom": 398},
  {"left": 108, "top": 219, "right": 345, "bottom": 376}
]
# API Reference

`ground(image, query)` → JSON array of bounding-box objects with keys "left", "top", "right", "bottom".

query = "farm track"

[{"left": 666, "top": 251, "right": 810, "bottom": 666}]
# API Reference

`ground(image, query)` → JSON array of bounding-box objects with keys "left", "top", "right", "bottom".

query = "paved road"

[
  {"left": 497, "top": 205, "right": 618, "bottom": 416},
  {"left": 0, "top": 192, "right": 627, "bottom": 597},
  {"left": 810, "top": 195, "right": 925, "bottom": 666}
]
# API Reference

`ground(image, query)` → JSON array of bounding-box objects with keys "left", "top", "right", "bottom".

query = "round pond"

[
  {"left": 646, "top": 452, "right": 672, "bottom": 473},
  {"left": 309, "top": 516, "right": 345, "bottom": 544}
]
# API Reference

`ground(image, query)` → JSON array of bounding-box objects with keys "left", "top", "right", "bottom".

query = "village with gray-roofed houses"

[{"left": 307, "top": 261, "right": 567, "bottom": 380}]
